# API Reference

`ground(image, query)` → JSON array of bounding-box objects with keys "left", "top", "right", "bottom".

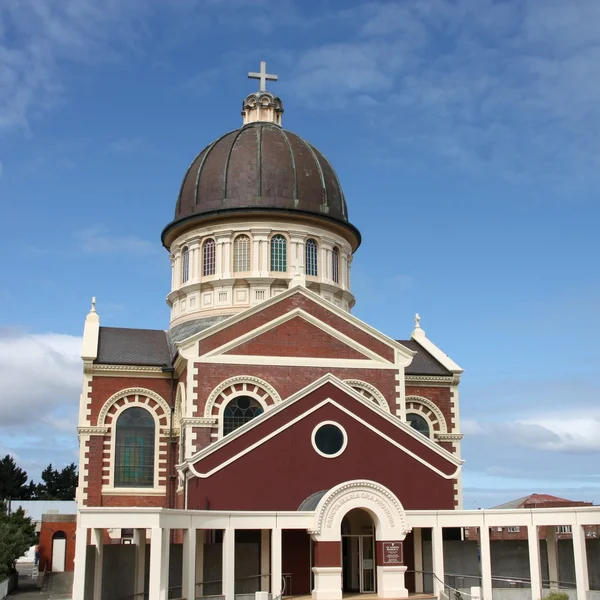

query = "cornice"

[
  {"left": 78, "top": 426, "right": 109, "bottom": 436},
  {"left": 405, "top": 375, "right": 453, "bottom": 386},
  {"left": 181, "top": 417, "right": 218, "bottom": 428},
  {"left": 92, "top": 364, "right": 170, "bottom": 377},
  {"left": 435, "top": 433, "right": 464, "bottom": 442}
]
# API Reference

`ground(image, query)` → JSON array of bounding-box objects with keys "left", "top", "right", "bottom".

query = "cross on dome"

[
  {"left": 414, "top": 313, "right": 421, "bottom": 329},
  {"left": 248, "top": 61, "right": 278, "bottom": 92}
]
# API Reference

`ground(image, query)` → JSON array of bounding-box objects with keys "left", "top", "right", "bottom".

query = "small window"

[
  {"left": 181, "top": 246, "right": 189, "bottom": 283},
  {"left": 115, "top": 407, "right": 155, "bottom": 488},
  {"left": 507, "top": 527, "right": 521, "bottom": 533},
  {"left": 234, "top": 235, "right": 251, "bottom": 273},
  {"left": 332, "top": 247, "right": 340, "bottom": 283},
  {"left": 203, "top": 239, "right": 215, "bottom": 276},
  {"left": 305, "top": 238, "right": 318, "bottom": 276},
  {"left": 223, "top": 396, "right": 263, "bottom": 436},
  {"left": 270, "top": 234, "right": 287, "bottom": 272},
  {"left": 312, "top": 422, "right": 347, "bottom": 458},
  {"left": 407, "top": 413, "right": 430, "bottom": 438}
]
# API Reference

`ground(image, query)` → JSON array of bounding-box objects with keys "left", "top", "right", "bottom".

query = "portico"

[{"left": 72, "top": 498, "right": 600, "bottom": 600}]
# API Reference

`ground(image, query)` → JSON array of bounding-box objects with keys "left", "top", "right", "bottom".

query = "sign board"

[{"left": 382, "top": 541, "right": 403, "bottom": 565}]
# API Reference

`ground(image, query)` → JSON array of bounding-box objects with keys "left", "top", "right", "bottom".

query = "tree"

[
  {"left": 0, "top": 455, "right": 30, "bottom": 501},
  {"left": 0, "top": 501, "right": 36, "bottom": 578},
  {"left": 30, "top": 463, "right": 78, "bottom": 500}
]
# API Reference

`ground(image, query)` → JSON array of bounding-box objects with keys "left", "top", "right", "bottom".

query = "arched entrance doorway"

[
  {"left": 342, "top": 509, "right": 375, "bottom": 593},
  {"left": 310, "top": 480, "right": 410, "bottom": 600},
  {"left": 52, "top": 531, "right": 67, "bottom": 572}
]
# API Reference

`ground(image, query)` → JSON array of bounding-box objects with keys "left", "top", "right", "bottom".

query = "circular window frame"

[{"left": 311, "top": 421, "right": 348, "bottom": 459}]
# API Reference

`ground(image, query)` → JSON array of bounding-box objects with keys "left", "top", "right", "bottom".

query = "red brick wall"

[
  {"left": 39, "top": 519, "right": 77, "bottom": 572},
  {"left": 199, "top": 293, "right": 395, "bottom": 362},
  {"left": 405, "top": 385, "right": 453, "bottom": 433}
]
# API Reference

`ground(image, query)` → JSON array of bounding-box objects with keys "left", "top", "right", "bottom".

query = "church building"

[{"left": 73, "top": 62, "right": 466, "bottom": 600}]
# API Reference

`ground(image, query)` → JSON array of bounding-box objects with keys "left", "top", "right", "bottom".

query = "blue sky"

[{"left": 1, "top": 0, "right": 599, "bottom": 507}]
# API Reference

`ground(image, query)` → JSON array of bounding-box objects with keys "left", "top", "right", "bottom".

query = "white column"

[
  {"left": 261, "top": 529, "right": 271, "bottom": 592},
  {"left": 222, "top": 528, "right": 236, "bottom": 600},
  {"left": 72, "top": 527, "right": 88, "bottom": 600},
  {"left": 271, "top": 528, "right": 283, "bottom": 597},
  {"left": 546, "top": 527, "right": 559, "bottom": 591},
  {"left": 223, "top": 240, "right": 232, "bottom": 278},
  {"left": 479, "top": 526, "right": 492, "bottom": 600},
  {"left": 527, "top": 525, "right": 542, "bottom": 600},
  {"left": 92, "top": 528, "right": 104, "bottom": 600},
  {"left": 133, "top": 528, "right": 147, "bottom": 597},
  {"left": 196, "top": 530, "right": 204, "bottom": 597},
  {"left": 573, "top": 524, "right": 589, "bottom": 600},
  {"left": 182, "top": 528, "right": 196, "bottom": 600},
  {"left": 252, "top": 237, "right": 261, "bottom": 275},
  {"left": 148, "top": 527, "right": 170, "bottom": 600},
  {"left": 413, "top": 528, "right": 424, "bottom": 593},
  {"left": 431, "top": 526, "right": 445, "bottom": 597},
  {"left": 216, "top": 241, "right": 224, "bottom": 278}
]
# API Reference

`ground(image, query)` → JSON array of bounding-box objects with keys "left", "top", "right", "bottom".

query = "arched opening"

[
  {"left": 341, "top": 508, "right": 376, "bottom": 594},
  {"left": 51, "top": 531, "right": 67, "bottom": 572},
  {"left": 407, "top": 413, "right": 431, "bottom": 438},
  {"left": 115, "top": 406, "right": 155, "bottom": 487},
  {"left": 223, "top": 396, "right": 263, "bottom": 436}
]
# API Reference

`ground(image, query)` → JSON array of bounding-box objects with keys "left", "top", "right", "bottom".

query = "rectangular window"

[
  {"left": 556, "top": 525, "right": 572, "bottom": 534},
  {"left": 507, "top": 527, "right": 520, "bottom": 533},
  {"left": 234, "top": 235, "right": 250, "bottom": 272}
]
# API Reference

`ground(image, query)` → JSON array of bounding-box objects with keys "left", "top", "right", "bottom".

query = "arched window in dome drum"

[
  {"left": 181, "top": 246, "right": 190, "bottom": 283},
  {"left": 234, "top": 235, "right": 251, "bottom": 273},
  {"left": 223, "top": 396, "right": 263, "bottom": 436},
  {"left": 203, "top": 239, "right": 215, "bottom": 276},
  {"left": 270, "top": 234, "right": 287, "bottom": 272},
  {"left": 115, "top": 407, "right": 155, "bottom": 487},
  {"left": 305, "top": 238, "right": 318, "bottom": 276},
  {"left": 332, "top": 246, "right": 340, "bottom": 283}
]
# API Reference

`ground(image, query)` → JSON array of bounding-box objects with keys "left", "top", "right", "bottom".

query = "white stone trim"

[
  {"left": 311, "top": 421, "right": 348, "bottom": 458},
  {"left": 310, "top": 480, "right": 410, "bottom": 541},
  {"left": 202, "top": 307, "right": 393, "bottom": 364},
  {"left": 77, "top": 426, "right": 110, "bottom": 436},
  {"left": 405, "top": 375, "right": 453, "bottom": 386},
  {"left": 175, "top": 285, "right": 415, "bottom": 366},
  {"left": 187, "top": 396, "right": 461, "bottom": 481},
  {"left": 343, "top": 379, "right": 389, "bottom": 411},
  {"left": 204, "top": 375, "right": 282, "bottom": 419},
  {"left": 217, "top": 391, "right": 270, "bottom": 440},
  {"left": 410, "top": 330, "right": 463, "bottom": 373},
  {"left": 98, "top": 388, "right": 170, "bottom": 427},
  {"left": 405, "top": 395, "right": 448, "bottom": 435}
]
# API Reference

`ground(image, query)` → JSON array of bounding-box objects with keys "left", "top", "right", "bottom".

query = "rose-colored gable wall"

[{"left": 188, "top": 382, "right": 456, "bottom": 511}]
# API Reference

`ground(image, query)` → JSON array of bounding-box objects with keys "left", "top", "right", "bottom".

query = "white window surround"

[
  {"left": 107, "top": 403, "right": 162, "bottom": 491},
  {"left": 405, "top": 395, "right": 448, "bottom": 434},
  {"left": 97, "top": 388, "right": 171, "bottom": 494},
  {"left": 311, "top": 421, "right": 348, "bottom": 459},
  {"left": 204, "top": 376, "right": 282, "bottom": 420},
  {"left": 218, "top": 393, "right": 269, "bottom": 440},
  {"left": 343, "top": 379, "right": 389, "bottom": 411}
]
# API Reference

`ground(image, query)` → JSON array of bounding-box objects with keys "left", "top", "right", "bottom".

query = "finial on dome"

[{"left": 242, "top": 60, "right": 284, "bottom": 126}]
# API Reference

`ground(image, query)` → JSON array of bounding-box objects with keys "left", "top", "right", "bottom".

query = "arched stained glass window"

[
  {"left": 407, "top": 413, "right": 430, "bottom": 438},
  {"left": 181, "top": 246, "right": 190, "bottom": 283},
  {"left": 305, "top": 238, "right": 318, "bottom": 277},
  {"left": 223, "top": 396, "right": 263, "bottom": 436},
  {"left": 203, "top": 238, "right": 215, "bottom": 276},
  {"left": 234, "top": 235, "right": 250, "bottom": 272},
  {"left": 332, "top": 247, "right": 340, "bottom": 283},
  {"left": 115, "top": 407, "right": 155, "bottom": 488},
  {"left": 270, "top": 234, "right": 287, "bottom": 272}
]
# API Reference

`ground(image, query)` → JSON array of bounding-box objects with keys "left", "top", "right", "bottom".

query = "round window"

[{"left": 312, "top": 422, "right": 347, "bottom": 458}]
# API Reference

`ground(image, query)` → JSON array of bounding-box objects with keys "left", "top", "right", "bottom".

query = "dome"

[{"left": 161, "top": 121, "right": 360, "bottom": 248}]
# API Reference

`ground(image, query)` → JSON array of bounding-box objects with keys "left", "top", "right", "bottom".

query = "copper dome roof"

[{"left": 162, "top": 122, "right": 360, "bottom": 247}]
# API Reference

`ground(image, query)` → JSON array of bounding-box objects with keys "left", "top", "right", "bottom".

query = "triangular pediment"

[
  {"left": 176, "top": 287, "right": 416, "bottom": 367},
  {"left": 186, "top": 374, "right": 462, "bottom": 481},
  {"left": 203, "top": 308, "right": 389, "bottom": 363}
]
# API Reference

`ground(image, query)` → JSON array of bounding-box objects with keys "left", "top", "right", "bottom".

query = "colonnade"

[{"left": 412, "top": 523, "right": 591, "bottom": 600}]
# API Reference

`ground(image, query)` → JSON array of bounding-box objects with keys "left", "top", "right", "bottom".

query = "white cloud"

[
  {"left": 289, "top": 0, "right": 600, "bottom": 183},
  {"left": 0, "top": 329, "right": 81, "bottom": 480},
  {"left": 465, "top": 411, "right": 600, "bottom": 453},
  {"left": 74, "top": 226, "right": 155, "bottom": 256}
]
